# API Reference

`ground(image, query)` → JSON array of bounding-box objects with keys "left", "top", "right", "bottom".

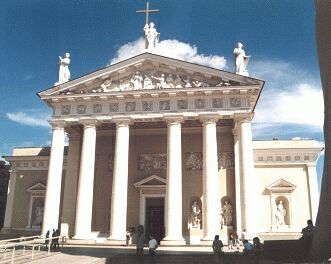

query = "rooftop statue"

[
  {"left": 233, "top": 42, "right": 250, "bottom": 76},
  {"left": 56, "top": 53, "right": 71, "bottom": 85},
  {"left": 144, "top": 22, "right": 160, "bottom": 49}
]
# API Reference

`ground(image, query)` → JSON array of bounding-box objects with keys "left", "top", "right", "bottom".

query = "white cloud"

[
  {"left": 6, "top": 111, "right": 50, "bottom": 128},
  {"left": 110, "top": 38, "right": 227, "bottom": 69},
  {"left": 254, "top": 83, "right": 324, "bottom": 129},
  {"left": 250, "top": 59, "right": 324, "bottom": 133}
]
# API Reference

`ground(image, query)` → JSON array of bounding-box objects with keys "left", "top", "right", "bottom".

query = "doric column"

[
  {"left": 239, "top": 116, "right": 256, "bottom": 238},
  {"left": 3, "top": 170, "right": 17, "bottom": 229},
  {"left": 200, "top": 115, "right": 220, "bottom": 241},
  {"left": 233, "top": 121, "right": 242, "bottom": 235},
  {"left": 306, "top": 164, "right": 320, "bottom": 223},
  {"left": 162, "top": 116, "right": 185, "bottom": 245},
  {"left": 108, "top": 119, "right": 131, "bottom": 243},
  {"left": 74, "top": 120, "right": 97, "bottom": 239},
  {"left": 61, "top": 131, "right": 81, "bottom": 237},
  {"left": 42, "top": 121, "right": 65, "bottom": 235}
]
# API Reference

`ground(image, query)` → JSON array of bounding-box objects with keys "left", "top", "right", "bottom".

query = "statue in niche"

[
  {"left": 233, "top": 42, "right": 250, "bottom": 76},
  {"left": 144, "top": 22, "right": 160, "bottom": 49},
  {"left": 275, "top": 200, "right": 286, "bottom": 226},
  {"left": 56, "top": 53, "right": 70, "bottom": 85},
  {"left": 221, "top": 200, "right": 233, "bottom": 226},
  {"left": 131, "top": 72, "right": 143, "bottom": 90},
  {"left": 152, "top": 74, "right": 166, "bottom": 89},
  {"left": 191, "top": 201, "right": 201, "bottom": 228}
]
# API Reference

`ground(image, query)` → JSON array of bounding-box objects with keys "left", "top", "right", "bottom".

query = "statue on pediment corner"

[
  {"left": 233, "top": 42, "right": 250, "bottom": 76},
  {"left": 144, "top": 22, "right": 160, "bottom": 49},
  {"left": 56, "top": 52, "right": 70, "bottom": 85}
]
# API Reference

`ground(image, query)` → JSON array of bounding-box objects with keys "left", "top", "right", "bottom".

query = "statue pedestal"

[
  {"left": 189, "top": 227, "right": 202, "bottom": 244},
  {"left": 271, "top": 225, "right": 290, "bottom": 232}
]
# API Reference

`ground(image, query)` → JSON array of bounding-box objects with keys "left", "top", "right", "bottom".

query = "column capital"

[
  {"left": 234, "top": 113, "right": 254, "bottom": 124},
  {"left": 164, "top": 114, "right": 184, "bottom": 125},
  {"left": 112, "top": 118, "right": 132, "bottom": 128},
  {"left": 49, "top": 120, "right": 66, "bottom": 130},
  {"left": 80, "top": 118, "right": 98, "bottom": 129},
  {"left": 199, "top": 114, "right": 219, "bottom": 124}
]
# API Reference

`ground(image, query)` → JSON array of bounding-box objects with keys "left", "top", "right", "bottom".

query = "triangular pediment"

[
  {"left": 266, "top": 179, "right": 296, "bottom": 193},
  {"left": 27, "top": 182, "right": 46, "bottom": 192},
  {"left": 38, "top": 52, "right": 263, "bottom": 97},
  {"left": 134, "top": 175, "right": 166, "bottom": 188}
]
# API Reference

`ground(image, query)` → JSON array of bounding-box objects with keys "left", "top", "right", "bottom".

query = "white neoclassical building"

[{"left": 2, "top": 53, "right": 322, "bottom": 245}]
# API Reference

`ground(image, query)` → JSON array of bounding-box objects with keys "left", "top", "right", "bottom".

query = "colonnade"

[{"left": 41, "top": 115, "right": 256, "bottom": 243}]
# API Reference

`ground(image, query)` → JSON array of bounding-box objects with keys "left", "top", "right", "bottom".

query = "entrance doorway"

[{"left": 145, "top": 197, "right": 165, "bottom": 242}]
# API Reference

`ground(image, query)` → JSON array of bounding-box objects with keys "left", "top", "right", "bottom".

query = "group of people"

[
  {"left": 134, "top": 225, "right": 158, "bottom": 256},
  {"left": 45, "top": 229, "right": 60, "bottom": 250}
]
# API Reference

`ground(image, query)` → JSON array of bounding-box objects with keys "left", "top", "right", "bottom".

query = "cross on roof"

[{"left": 136, "top": 0, "right": 159, "bottom": 25}]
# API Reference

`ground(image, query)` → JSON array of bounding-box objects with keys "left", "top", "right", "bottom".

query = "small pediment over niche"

[
  {"left": 266, "top": 179, "right": 296, "bottom": 193},
  {"left": 134, "top": 175, "right": 166, "bottom": 188},
  {"left": 27, "top": 182, "right": 46, "bottom": 193}
]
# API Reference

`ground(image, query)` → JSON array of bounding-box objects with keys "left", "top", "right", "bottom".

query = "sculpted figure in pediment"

[
  {"left": 183, "top": 78, "right": 192, "bottom": 88},
  {"left": 165, "top": 74, "right": 175, "bottom": 88},
  {"left": 98, "top": 79, "right": 120, "bottom": 92},
  {"left": 152, "top": 74, "right": 166, "bottom": 89},
  {"left": 143, "top": 74, "right": 154, "bottom": 89},
  {"left": 131, "top": 71, "right": 144, "bottom": 90},
  {"left": 174, "top": 75, "right": 183, "bottom": 88}
]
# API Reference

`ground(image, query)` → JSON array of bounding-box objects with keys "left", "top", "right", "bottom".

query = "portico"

[{"left": 35, "top": 52, "right": 264, "bottom": 244}]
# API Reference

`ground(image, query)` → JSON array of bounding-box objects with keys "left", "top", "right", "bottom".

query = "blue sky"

[{"left": 0, "top": 1, "right": 324, "bottom": 185}]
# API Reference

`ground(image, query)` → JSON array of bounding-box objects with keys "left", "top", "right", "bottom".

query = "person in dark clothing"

[
  {"left": 45, "top": 230, "right": 50, "bottom": 249},
  {"left": 300, "top": 219, "right": 314, "bottom": 256}
]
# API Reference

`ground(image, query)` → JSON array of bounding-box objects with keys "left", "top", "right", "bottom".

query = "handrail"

[
  {"left": 0, "top": 235, "right": 41, "bottom": 244},
  {"left": 0, "top": 236, "right": 65, "bottom": 263}
]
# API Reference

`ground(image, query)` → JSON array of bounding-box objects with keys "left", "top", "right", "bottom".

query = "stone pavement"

[{"left": 24, "top": 245, "right": 330, "bottom": 264}]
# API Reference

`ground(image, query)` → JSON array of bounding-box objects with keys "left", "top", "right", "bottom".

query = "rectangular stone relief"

[
  {"left": 109, "top": 103, "right": 119, "bottom": 112},
  {"left": 177, "top": 99, "right": 188, "bottom": 110},
  {"left": 77, "top": 105, "right": 87, "bottom": 114},
  {"left": 93, "top": 104, "right": 103, "bottom": 113},
  {"left": 125, "top": 102, "right": 136, "bottom": 112},
  {"left": 138, "top": 154, "right": 167, "bottom": 174},
  {"left": 212, "top": 98, "right": 223, "bottom": 108},
  {"left": 61, "top": 105, "right": 71, "bottom": 115},
  {"left": 142, "top": 101, "right": 153, "bottom": 111},
  {"left": 230, "top": 97, "right": 241, "bottom": 107},
  {"left": 185, "top": 152, "right": 234, "bottom": 170},
  {"left": 195, "top": 99, "right": 205, "bottom": 109},
  {"left": 159, "top": 100, "right": 170, "bottom": 111}
]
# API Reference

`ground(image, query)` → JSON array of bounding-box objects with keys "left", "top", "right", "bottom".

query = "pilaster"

[
  {"left": 3, "top": 170, "right": 17, "bottom": 229},
  {"left": 306, "top": 164, "right": 320, "bottom": 223}
]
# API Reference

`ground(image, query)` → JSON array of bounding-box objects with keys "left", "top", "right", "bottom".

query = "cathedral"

[{"left": 2, "top": 4, "right": 322, "bottom": 245}]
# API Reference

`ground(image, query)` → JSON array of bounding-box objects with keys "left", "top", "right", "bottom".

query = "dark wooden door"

[{"left": 145, "top": 198, "right": 165, "bottom": 242}]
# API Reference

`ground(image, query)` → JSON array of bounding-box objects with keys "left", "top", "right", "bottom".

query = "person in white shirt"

[{"left": 148, "top": 235, "right": 158, "bottom": 255}]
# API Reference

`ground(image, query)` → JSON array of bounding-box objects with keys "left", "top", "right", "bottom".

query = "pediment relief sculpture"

[{"left": 59, "top": 70, "right": 239, "bottom": 95}]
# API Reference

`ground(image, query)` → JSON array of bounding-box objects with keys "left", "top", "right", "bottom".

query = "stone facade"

[{"left": 1, "top": 53, "right": 323, "bottom": 244}]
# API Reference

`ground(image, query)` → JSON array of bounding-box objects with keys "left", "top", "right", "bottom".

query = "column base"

[{"left": 160, "top": 236, "right": 186, "bottom": 246}]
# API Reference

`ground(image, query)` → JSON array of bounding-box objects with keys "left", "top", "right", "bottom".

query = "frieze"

[
  {"left": 93, "top": 103, "right": 103, "bottom": 113},
  {"left": 195, "top": 99, "right": 205, "bottom": 109},
  {"left": 177, "top": 99, "right": 188, "bottom": 110},
  {"left": 125, "top": 102, "right": 136, "bottom": 112},
  {"left": 77, "top": 105, "right": 87, "bottom": 114},
  {"left": 230, "top": 97, "right": 241, "bottom": 108},
  {"left": 109, "top": 103, "right": 119, "bottom": 112},
  {"left": 61, "top": 105, "right": 71, "bottom": 115},
  {"left": 142, "top": 101, "right": 153, "bottom": 111},
  {"left": 159, "top": 100, "right": 170, "bottom": 111},
  {"left": 212, "top": 98, "right": 223, "bottom": 108}
]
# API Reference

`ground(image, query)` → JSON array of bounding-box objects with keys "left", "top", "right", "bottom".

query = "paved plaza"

[{"left": 10, "top": 245, "right": 327, "bottom": 264}]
